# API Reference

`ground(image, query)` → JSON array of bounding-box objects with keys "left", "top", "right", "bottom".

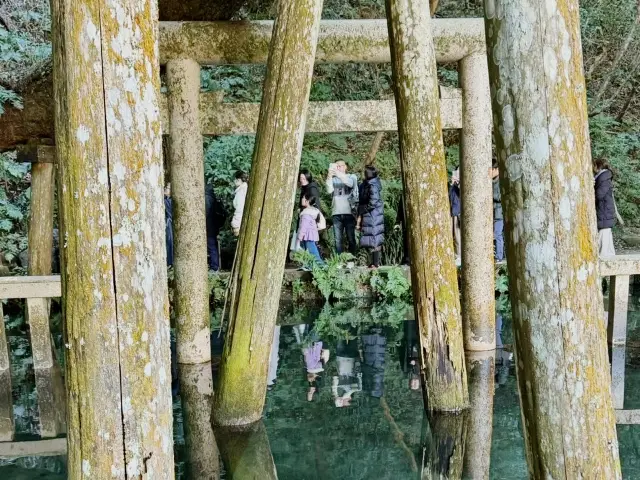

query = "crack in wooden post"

[{"left": 212, "top": 0, "right": 325, "bottom": 427}]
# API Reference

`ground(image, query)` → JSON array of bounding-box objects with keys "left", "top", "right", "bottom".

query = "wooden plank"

[
  {"left": 163, "top": 90, "right": 463, "bottom": 134},
  {"left": 0, "top": 438, "right": 67, "bottom": 458},
  {"left": 610, "top": 346, "right": 625, "bottom": 410},
  {"left": 0, "top": 276, "right": 61, "bottom": 299},
  {"left": 608, "top": 275, "right": 630, "bottom": 346},
  {"left": 615, "top": 410, "right": 640, "bottom": 425},
  {"left": 159, "top": 19, "right": 486, "bottom": 65},
  {"left": 34, "top": 366, "right": 67, "bottom": 438},
  {"left": 600, "top": 255, "right": 640, "bottom": 277},
  {"left": 0, "top": 302, "right": 13, "bottom": 442},
  {"left": 15, "top": 144, "right": 56, "bottom": 164}
]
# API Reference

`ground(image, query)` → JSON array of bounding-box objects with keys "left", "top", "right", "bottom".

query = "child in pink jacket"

[{"left": 298, "top": 194, "right": 324, "bottom": 266}]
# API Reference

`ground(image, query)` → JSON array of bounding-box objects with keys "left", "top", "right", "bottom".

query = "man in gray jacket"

[{"left": 326, "top": 160, "right": 358, "bottom": 255}]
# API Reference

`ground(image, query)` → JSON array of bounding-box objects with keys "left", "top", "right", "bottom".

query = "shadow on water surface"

[{"left": 3, "top": 294, "right": 640, "bottom": 478}]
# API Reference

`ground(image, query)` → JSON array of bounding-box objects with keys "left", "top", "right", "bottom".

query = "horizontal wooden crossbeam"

[
  {"left": 159, "top": 19, "right": 486, "bottom": 65},
  {"left": 0, "top": 275, "right": 61, "bottom": 299},
  {"left": 159, "top": 88, "right": 463, "bottom": 134},
  {"left": 0, "top": 438, "right": 66, "bottom": 458},
  {"left": 600, "top": 254, "right": 640, "bottom": 276}
]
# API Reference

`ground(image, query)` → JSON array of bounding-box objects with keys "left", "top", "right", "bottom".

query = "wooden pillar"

[
  {"left": 608, "top": 275, "right": 629, "bottom": 346},
  {"left": 484, "top": 0, "right": 621, "bottom": 477},
  {"left": 51, "top": 0, "right": 174, "bottom": 477},
  {"left": 179, "top": 363, "right": 220, "bottom": 479},
  {"left": 385, "top": 0, "right": 468, "bottom": 410},
  {"left": 212, "top": 0, "right": 324, "bottom": 426},
  {"left": 24, "top": 150, "right": 66, "bottom": 438},
  {"left": 0, "top": 302, "right": 12, "bottom": 441},
  {"left": 166, "top": 59, "right": 210, "bottom": 365},
  {"left": 216, "top": 421, "right": 278, "bottom": 480},
  {"left": 459, "top": 53, "right": 496, "bottom": 351},
  {"left": 462, "top": 351, "right": 494, "bottom": 479}
]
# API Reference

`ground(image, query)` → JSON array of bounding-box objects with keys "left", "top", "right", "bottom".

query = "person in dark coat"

[
  {"left": 492, "top": 162, "right": 504, "bottom": 262},
  {"left": 362, "top": 328, "right": 386, "bottom": 398},
  {"left": 394, "top": 195, "right": 410, "bottom": 265},
  {"left": 449, "top": 169, "right": 461, "bottom": 263},
  {"left": 164, "top": 183, "right": 174, "bottom": 266},
  {"left": 357, "top": 166, "right": 384, "bottom": 267},
  {"left": 205, "top": 183, "right": 226, "bottom": 271},
  {"left": 594, "top": 158, "right": 616, "bottom": 256},
  {"left": 298, "top": 169, "right": 321, "bottom": 210}
]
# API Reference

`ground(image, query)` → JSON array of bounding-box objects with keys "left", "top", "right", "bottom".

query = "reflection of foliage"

[{"left": 314, "top": 301, "right": 410, "bottom": 342}]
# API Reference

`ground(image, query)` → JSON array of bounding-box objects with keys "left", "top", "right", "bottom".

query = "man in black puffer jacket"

[{"left": 594, "top": 159, "right": 616, "bottom": 257}]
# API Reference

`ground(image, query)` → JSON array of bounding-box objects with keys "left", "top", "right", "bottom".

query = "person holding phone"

[{"left": 326, "top": 160, "right": 358, "bottom": 255}]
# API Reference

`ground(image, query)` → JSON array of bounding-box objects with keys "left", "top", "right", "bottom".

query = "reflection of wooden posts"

[
  {"left": 19, "top": 143, "right": 66, "bottom": 438},
  {"left": 213, "top": 0, "right": 324, "bottom": 426},
  {"left": 0, "top": 302, "right": 12, "bottom": 441},
  {"left": 459, "top": 53, "right": 495, "bottom": 352},
  {"left": 216, "top": 421, "right": 278, "bottom": 480},
  {"left": 484, "top": 1, "right": 621, "bottom": 477},
  {"left": 51, "top": 0, "right": 174, "bottom": 476},
  {"left": 385, "top": 0, "right": 468, "bottom": 410},
  {"left": 608, "top": 274, "right": 629, "bottom": 409},
  {"left": 462, "top": 351, "right": 494, "bottom": 480},
  {"left": 179, "top": 363, "right": 220, "bottom": 479},
  {"left": 422, "top": 413, "right": 467, "bottom": 479}
]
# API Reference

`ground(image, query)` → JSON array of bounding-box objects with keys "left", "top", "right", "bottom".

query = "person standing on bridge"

[
  {"left": 326, "top": 160, "right": 358, "bottom": 256},
  {"left": 594, "top": 158, "right": 616, "bottom": 257},
  {"left": 357, "top": 165, "right": 384, "bottom": 268},
  {"left": 231, "top": 170, "right": 248, "bottom": 237},
  {"left": 449, "top": 168, "right": 461, "bottom": 265}
]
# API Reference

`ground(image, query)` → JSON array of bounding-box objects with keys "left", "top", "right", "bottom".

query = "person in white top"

[{"left": 231, "top": 170, "right": 248, "bottom": 236}]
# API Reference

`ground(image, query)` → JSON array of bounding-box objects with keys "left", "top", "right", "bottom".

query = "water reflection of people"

[
  {"left": 362, "top": 328, "right": 386, "bottom": 398},
  {"left": 400, "top": 320, "right": 421, "bottom": 390},
  {"left": 302, "top": 329, "right": 330, "bottom": 402},
  {"left": 495, "top": 314, "right": 512, "bottom": 388},
  {"left": 333, "top": 339, "right": 362, "bottom": 407},
  {"left": 267, "top": 326, "right": 280, "bottom": 391}
]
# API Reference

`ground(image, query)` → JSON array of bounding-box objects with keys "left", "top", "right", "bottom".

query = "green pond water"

[{"left": 2, "top": 291, "right": 640, "bottom": 479}]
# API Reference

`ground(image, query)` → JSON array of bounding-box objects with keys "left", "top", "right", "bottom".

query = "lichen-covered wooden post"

[
  {"left": 213, "top": 0, "right": 324, "bottom": 426},
  {"left": 385, "top": 0, "right": 468, "bottom": 411},
  {"left": 23, "top": 148, "right": 66, "bottom": 438},
  {"left": 166, "top": 59, "right": 210, "bottom": 366},
  {"left": 179, "top": 363, "right": 220, "bottom": 479},
  {"left": 51, "top": 0, "right": 174, "bottom": 477},
  {"left": 459, "top": 53, "right": 496, "bottom": 352},
  {"left": 0, "top": 302, "right": 12, "bottom": 441},
  {"left": 484, "top": 0, "right": 621, "bottom": 477},
  {"left": 462, "top": 351, "right": 494, "bottom": 479}
]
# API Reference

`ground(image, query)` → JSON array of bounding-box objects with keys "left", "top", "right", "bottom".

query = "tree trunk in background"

[
  {"left": 51, "top": 0, "right": 174, "bottom": 477},
  {"left": 212, "top": 0, "right": 324, "bottom": 426},
  {"left": 365, "top": 131, "right": 385, "bottom": 165},
  {"left": 484, "top": 0, "right": 621, "bottom": 477},
  {"left": 385, "top": 0, "right": 468, "bottom": 411}
]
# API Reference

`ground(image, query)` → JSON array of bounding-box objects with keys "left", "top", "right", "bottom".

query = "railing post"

[
  {"left": 459, "top": 53, "right": 496, "bottom": 351},
  {"left": 608, "top": 275, "right": 629, "bottom": 346},
  {"left": 0, "top": 302, "right": 12, "bottom": 441},
  {"left": 24, "top": 147, "right": 65, "bottom": 438}
]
